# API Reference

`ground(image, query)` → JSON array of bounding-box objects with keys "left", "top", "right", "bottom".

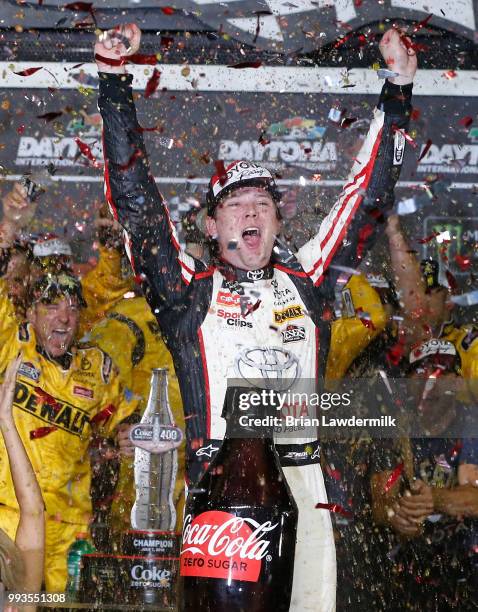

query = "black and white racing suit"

[{"left": 98, "top": 73, "right": 412, "bottom": 611}]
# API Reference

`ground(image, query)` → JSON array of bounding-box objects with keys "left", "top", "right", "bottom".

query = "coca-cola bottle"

[{"left": 180, "top": 387, "right": 298, "bottom": 611}]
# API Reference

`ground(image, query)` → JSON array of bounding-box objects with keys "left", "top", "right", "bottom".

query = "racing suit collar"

[{"left": 214, "top": 257, "right": 274, "bottom": 283}]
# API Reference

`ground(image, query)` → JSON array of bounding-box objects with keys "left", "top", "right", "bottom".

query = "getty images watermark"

[
  {"left": 236, "top": 388, "right": 396, "bottom": 430},
  {"left": 228, "top": 376, "right": 478, "bottom": 439}
]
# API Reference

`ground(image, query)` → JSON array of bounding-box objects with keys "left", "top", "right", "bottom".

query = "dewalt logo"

[
  {"left": 273, "top": 305, "right": 304, "bottom": 325},
  {"left": 14, "top": 380, "right": 90, "bottom": 437}
]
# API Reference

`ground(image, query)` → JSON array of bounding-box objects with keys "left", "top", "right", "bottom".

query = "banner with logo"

[{"left": 0, "top": 82, "right": 476, "bottom": 288}]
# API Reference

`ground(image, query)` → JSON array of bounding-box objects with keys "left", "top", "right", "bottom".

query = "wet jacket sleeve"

[
  {"left": 296, "top": 81, "right": 413, "bottom": 289},
  {"left": 98, "top": 73, "right": 199, "bottom": 315}
]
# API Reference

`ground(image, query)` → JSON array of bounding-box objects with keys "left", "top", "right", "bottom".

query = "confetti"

[
  {"left": 75, "top": 137, "right": 103, "bottom": 169},
  {"left": 376, "top": 69, "right": 399, "bottom": 79},
  {"left": 13, "top": 67, "right": 43, "bottom": 77},
  {"left": 34, "top": 387, "right": 62, "bottom": 413},
  {"left": 161, "top": 6, "right": 175, "bottom": 15},
  {"left": 411, "top": 13, "right": 433, "bottom": 35},
  {"left": 454, "top": 255, "right": 471, "bottom": 271},
  {"left": 214, "top": 160, "right": 227, "bottom": 186},
  {"left": 450, "top": 290, "right": 478, "bottom": 306},
  {"left": 417, "top": 139, "right": 432, "bottom": 162},
  {"left": 315, "top": 503, "right": 353, "bottom": 519},
  {"left": 392, "top": 126, "right": 417, "bottom": 148},
  {"left": 63, "top": 2, "right": 94, "bottom": 11},
  {"left": 443, "top": 70, "right": 457, "bottom": 79},
  {"left": 144, "top": 68, "right": 161, "bottom": 99},
  {"left": 227, "top": 61, "right": 262, "bottom": 69},
  {"left": 459, "top": 116, "right": 473, "bottom": 128},
  {"left": 30, "top": 426, "right": 58, "bottom": 439},
  {"left": 417, "top": 232, "right": 440, "bottom": 244},
  {"left": 384, "top": 462, "right": 404, "bottom": 492},
  {"left": 36, "top": 111, "right": 63, "bottom": 122},
  {"left": 91, "top": 404, "right": 116, "bottom": 425},
  {"left": 118, "top": 149, "right": 143, "bottom": 171}
]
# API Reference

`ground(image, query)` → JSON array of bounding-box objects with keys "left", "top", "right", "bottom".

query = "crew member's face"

[
  {"left": 28, "top": 295, "right": 80, "bottom": 358},
  {"left": 206, "top": 187, "right": 281, "bottom": 271}
]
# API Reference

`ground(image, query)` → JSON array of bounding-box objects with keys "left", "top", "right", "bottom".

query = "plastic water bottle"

[{"left": 65, "top": 533, "right": 95, "bottom": 600}]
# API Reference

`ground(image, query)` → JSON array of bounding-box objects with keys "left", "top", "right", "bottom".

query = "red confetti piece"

[
  {"left": 34, "top": 387, "right": 62, "bottom": 413},
  {"left": 411, "top": 13, "right": 433, "bottom": 35},
  {"left": 333, "top": 32, "right": 353, "bottom": 48},
  {"left": 443, "top": 70, "right": 457, "bottom": 79},
  {"left": 356, "top": 223, "right": 374, "bottom": 259},
  {"left": 128, "top": 53, "right": 158, "bottom": 65},
  {"left": 410, "top": 109, "right": 421, "bottom": 121},
  {"left": 36, "top": 111, "right": 63, "bottom": 122},
  {"left": 64, "top": 2, "right": 93, "bottom": 11},
  {"left": 118, "top": 149, "right": 143, "bottom": 171},
  {"left": 340, "top": 117, "right": 357, "bottom": 129},
  {"left": 214, "top": 160, "right": 228, "bottom": 186},
  {"left": 16, "top": 125, "right": 25, "bottom": 135},
  {"left": 75, "top": 137, "right": 103, "bottom": 169},
  {"left": 417, "top": 232, "right": 440, "bottom": 244},
  {"left": 418, "top": 139, "right": 433, "bottom": 162},
  {"left": 30, "top": 426, "right": 58, "bottom": 440},
  {"left": 13, "top": 67, "right": 42, "bottom": 77},
  {"left": 161, "top": 36, "right": 174, "bottom": 48},
  {"left": 387, "top": 341, "right": 405, "bottom": 366},
  {"left": 161, "top": 6, "right": 174, "bottom": 15},
  {"left": 144, "top": 68, "right": 161, "bottom": 98},
  {"left": 384, "top": 462, "right": 404, "bottom": 492},
  {"left": 445, "top": 269, "right": 458, "bottom": 292},
  {"left": 450, "top": 441, "right": 463, "bottom": 458},
  {"left": 243, "top": 300, "right": 261, "bottom": 318},
  {"left": 91, "top": 404, "right": 116, "bottom": 425},
  {"left": 136, "top": 125, "right": 163, "bottom": 133},
  {"left": 325, "top": 465, "right": 342, "bottom": 481},
  {"left": 315, "top": 503, "right": 353, "bottom": 519},
  {"left": 459, "top": 116, "right": 473, "bottom": 128},
  {"left": 392, "top": 126, "right": 417, "bottom": 148},
  {"left": 227, "top": 61, "right": 262, "bottom": 69},
  {"left": 355, "top": 308, "right": 376, "bottom": 330},
  {"left": 94, "top": 53, "right": 125, "bottom": 67},
  {"left": 454, "top": 255, "right": 471, "bottom": 271}
]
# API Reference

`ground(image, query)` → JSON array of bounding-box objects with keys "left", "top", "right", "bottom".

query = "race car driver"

[
  {"left": 0, "top": 271, "right": 138, "bottom": 592},
  {"left": 94, "top": 24, "right": 417, "bottom": 611}
]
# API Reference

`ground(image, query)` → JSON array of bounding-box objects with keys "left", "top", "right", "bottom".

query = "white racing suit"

[{"left": 98, "top": 73, "right": 412, "bottom": 611}]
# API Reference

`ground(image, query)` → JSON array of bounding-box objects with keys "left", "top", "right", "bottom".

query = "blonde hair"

[{"left": 0, "top": 528, "right": 25, "bottom": 591}]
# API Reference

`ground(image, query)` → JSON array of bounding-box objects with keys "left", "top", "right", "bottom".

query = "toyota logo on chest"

[{"left": 246, "top": 269, "right": 264, "bottom": 281}]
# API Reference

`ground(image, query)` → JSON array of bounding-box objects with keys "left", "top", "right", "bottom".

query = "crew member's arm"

[
  {"left": 325, "top": 274, "right": 387, "bottom": 389},
  {"left": 95, "top": 25, "right": 199, "bottom": 317},
  {"left": 80, "top": 242, "right": 132, "bottom": 336},
  {"left": 0, "top": 355, "right": 45, "bottom": 599},
  {"left": 296, "top": 28, "right": 416, "bottom": 287},
  {"left": 0, "top": 182, "right": 36, "bottom": 248}
]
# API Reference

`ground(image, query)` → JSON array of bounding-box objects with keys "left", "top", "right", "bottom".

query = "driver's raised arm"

[
  {"left": 296, "top": 28, "right": 417, "bottom": 289},
  {"left": 96, "top": 25, "right": 199, "bottom": 314}
]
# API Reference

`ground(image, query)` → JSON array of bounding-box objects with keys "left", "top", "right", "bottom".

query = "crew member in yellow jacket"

[
  {"left": 80, "top": 232, "right": 185, "bottom": 543},
  {"left": 0, "top": 273, "right": 138, "bottom": 591},
  {"left": 326, "top": 273, "right": 388, "bottom": 389}
]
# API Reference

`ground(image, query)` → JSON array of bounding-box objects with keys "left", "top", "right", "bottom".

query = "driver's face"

[{"left": 206, "top": 187, "right": 281, "bottom": 271}]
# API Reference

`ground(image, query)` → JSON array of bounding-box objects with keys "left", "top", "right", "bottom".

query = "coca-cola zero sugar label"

[{"left": 180, "top": 510, "right": 278, "bottom": 582}]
